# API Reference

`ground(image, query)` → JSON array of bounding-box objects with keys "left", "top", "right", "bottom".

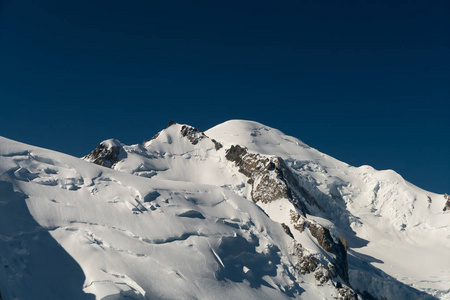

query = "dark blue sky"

[{"left": 1, "top": 0, "right": 449, "bottom": 193}]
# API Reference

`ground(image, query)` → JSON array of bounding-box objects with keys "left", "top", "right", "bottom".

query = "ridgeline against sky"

[{"left": 0, "top": 0, "right": 448, "bottom": 193}]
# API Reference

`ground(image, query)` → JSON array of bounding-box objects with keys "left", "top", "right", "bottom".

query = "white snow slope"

[{"left": 0, "top": 120, "right": 448, "bottom": 300}]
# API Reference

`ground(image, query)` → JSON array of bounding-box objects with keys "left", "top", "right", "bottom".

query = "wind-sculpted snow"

[
  {"left": 80, "top": 120, "right": 448, "bottom": 299},
  {"left": 0, "top": 136, "right": 354, "bottom": 299},
  {"left": 0, "top": 162, "right": 94, "bottom": 299},
  {"left": 207, "top": 120, "right": 449, "bottom": 299},
  {"left": 0, "top": 119, "right": 449, "bottom": 299}
]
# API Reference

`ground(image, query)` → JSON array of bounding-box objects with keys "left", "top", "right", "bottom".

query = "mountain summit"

[{"left": 0, "top": 120, "right": 448, "bottom": 299}]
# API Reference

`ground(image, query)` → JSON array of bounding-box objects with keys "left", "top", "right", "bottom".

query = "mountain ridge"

[{"left": 0, "top": 120, "right": 448, "bottom": 299}]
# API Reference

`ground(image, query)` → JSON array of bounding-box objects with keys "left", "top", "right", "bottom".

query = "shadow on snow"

[{"left": 0, "top": 181, "right": 94, "bottom": 300}]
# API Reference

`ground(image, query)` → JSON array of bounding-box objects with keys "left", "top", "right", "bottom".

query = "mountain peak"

[
  {"left": 0, "top": 120, "right": 447, "bottom": 299},
  {"left": 83, "top": 138, "right": 124, "bottom": 168},
  {"left": 167, "top": 119, "right": 176, "bottom": 127},
  {"left": 206, "top": 120, "right": 309, "bottom": 157}
]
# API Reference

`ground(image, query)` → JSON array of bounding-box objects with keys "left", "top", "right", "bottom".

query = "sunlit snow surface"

[
  {"left": 207, "top": 120, "right": 450, "bottom": 299},
  {"left": 0, "top": 120, "right": 448, "bottom": 299},
  {"left": 0, "top": 136, "right": 335, "bottom": 299}
]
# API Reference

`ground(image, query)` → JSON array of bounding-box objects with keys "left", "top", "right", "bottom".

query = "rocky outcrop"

[
  {"left": 83, "top": 139, "right": 122, "bottom": 168},
  {"left": 224, "top": 144, "right": 355, "bottom": 293},
  {"left": 293, "top": 242, "right": 357, "bottom": 300},
  {"left": 443, "top": 194, "right": 450, "bottom": 212},
  {"left": 337, "top": 288, "right": 358, "bottom": 300},
  {"left": 150, "top": 132, "right": 160, "bottom": 141},
  {"left": 281, "top": 223, "right": 294, "bottom": 238},
  {"left": 225, "top": 145, "right": 318, "bottom": 214},
  {"left": 180, "top": 125, "right": 222, "bottom": 150},
  {"left": 180, "top": 125, "right": 206, "bottom": 145},
  {"left": 293, "top": 242, "right": 320, "bottom": 275},
  {"left": 291, "top": 210, "right": 350, "bottom": 284}
]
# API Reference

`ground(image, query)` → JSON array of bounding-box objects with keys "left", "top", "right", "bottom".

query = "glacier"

[{"left": 0, "top": 120, "right": 448, "bottom": 299}]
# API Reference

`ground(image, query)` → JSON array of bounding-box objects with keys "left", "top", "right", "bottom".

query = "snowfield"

[{"left": 0, "top": 120, "right": 448, "bottom": 299}]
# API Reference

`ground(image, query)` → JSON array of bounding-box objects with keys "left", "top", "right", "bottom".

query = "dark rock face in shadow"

[
  {"left": 443, "top": 194, "right": 450, "bottom": 212},
  {"left": 292, "top": 212, "right": 350, "bottom": 283},
  {"left": 83, "top": 141, "right": 124, "bottom": 168},
  {"left": 0, "top": 181, "right": 94, "bottom": 300}
]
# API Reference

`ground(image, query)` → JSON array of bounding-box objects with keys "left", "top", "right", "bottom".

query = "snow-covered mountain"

[{"left": 0, "top": 120, "right": 448, "bottom": 300}]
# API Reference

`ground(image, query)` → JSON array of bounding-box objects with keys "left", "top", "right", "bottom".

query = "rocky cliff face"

[
  {"left": 79, "top": 121, "right": 446, "bottom": 300},
  {"left": 291, "top": 233, "right": 356, "bottom": 300},
  {"left": 225, "top": 145, "right": 319, "bottom": 214},
  {"left": 224, "top": 144, "right": 356, "bottom": 297},
  {"left": 83, "top": 139, "right": 123, "bottom": 168},
  {"left": 443, "top": 194, "right": 450, "bottom": 212},
  {"left": 290, "top": 210, "right": 350, "bottom": 284},
  {"left": 180, "top": 125, "right": 222, "bottom": 150}
]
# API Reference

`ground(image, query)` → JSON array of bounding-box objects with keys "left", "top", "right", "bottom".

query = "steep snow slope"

[
  {"left": 1, "top": 119, "right": 448, "bottom": 300},
  {"left": 84, "top": 120, "right": 448, "bottom": 299},
  {"left": 0, "top": 136, "right": 354, "bottom": 300},
  {"left": 84, "top": 124, "right": 240, "bottom": 187},
  {"left": 206, "top": 120, "right": 450, "bottom": 299}
]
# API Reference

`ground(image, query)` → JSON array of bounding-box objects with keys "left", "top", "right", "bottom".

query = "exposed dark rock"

[
  {"left": 281, "top": 223, "right": 294, "bottom": 238},
  {"left": 150, "top": 132, "right": 160, "bottom": 141},
  {"left": 293, "top": 242, "right": 319, "bottom": 275},
  {"left": 149, "top": 121, "right": 179, "bottom": 142},
  {"left": 291, "top": 210, "right": 350, "bottom": 284},
  {"left": 250, "top": 157, "right": 295, "bottom": 205},
  {"left": 314, "top": 267, "right": 330, "bottom": 285},
  {"left": 83, "top": 141, "right": 122, "bottom": 168},
  {"left": 443, "top": 194, "right": 450, "bottom": 212},
  {"left": 180, "top": 125, "right": 206, "bottom": 145},
  {"left": 211, "top": 139, "right": 223, "bottom": 150},
  {"left": 338, "top": 287, "right": 358, "bottom": 300},
  {"left": 225, "top": 145, "right": 250, "bottom": 174},
  {"left": 225, "top": 145, "right": 317, "bottom": 214},
  {"left": 340, "top": 237, "right": 348, "bottom": 252},
  {"left": 180, "top": 125, "right": 222, "bottom": 150},
  {"left": 293, "top": 241, "right": 357, "bottom": 299},
  {"left": 307, "top": 222, "right": 335, "bottom": 252}
]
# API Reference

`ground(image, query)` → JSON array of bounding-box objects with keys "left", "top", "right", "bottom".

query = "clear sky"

[{"left": 1, "top": 0, "right": 449, "bottom": 193}]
